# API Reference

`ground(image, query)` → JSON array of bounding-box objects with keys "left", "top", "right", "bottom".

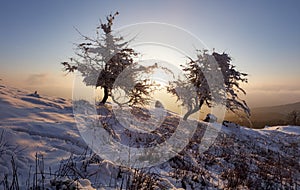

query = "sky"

[{"left": 0, "top": 0, "right": 300, "bottom": 108}]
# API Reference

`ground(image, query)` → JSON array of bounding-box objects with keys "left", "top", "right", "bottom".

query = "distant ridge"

[
  {"left": 253, "top": 101, "right": 300, "bottom": 111},
  {"left": 252, "top": 101, "right": 300, "bottom": 115},
  {"left": 226, "top": 101, "right": 300, "bottom": 128}
]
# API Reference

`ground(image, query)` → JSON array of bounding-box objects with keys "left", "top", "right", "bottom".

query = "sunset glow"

[{"left": 1, "top": 0, "right": 299, "bottom": 108}]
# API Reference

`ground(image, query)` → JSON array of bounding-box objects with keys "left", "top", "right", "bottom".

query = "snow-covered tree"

[
  {"left": 168, "top": 51, "right": 250, "bottom": 120},
  {"left": 287, "top": 110, "right": 299, "bottom": 125},
  {"left": 62, "top": 12, "right": 158, "bottom": 105}
]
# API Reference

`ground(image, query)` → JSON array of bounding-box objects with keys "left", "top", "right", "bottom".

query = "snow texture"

[{"left": 0, "top": 84, "right": 299, "bottom": 189}]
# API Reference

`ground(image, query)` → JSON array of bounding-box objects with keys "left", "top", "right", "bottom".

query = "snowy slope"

[
  {"left": 0, "top": 85, "right": 95, "bottom": 189},
  {"left": 0, "top": 84, "right": 299, "bottom": 189}
]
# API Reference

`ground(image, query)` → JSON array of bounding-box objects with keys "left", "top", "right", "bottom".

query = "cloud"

[{"left": 26, "top": 73, "right": 49, "bottom": 85}]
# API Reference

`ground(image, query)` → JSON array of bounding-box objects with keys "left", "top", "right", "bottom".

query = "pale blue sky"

[{"left": 0, "top": 0, "right": 299, "bottom": 107}]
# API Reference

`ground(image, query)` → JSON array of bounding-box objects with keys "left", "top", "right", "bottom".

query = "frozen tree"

[
  {"left": 287, "top": 110, "right": 299, "bottom": 125},
  {"left": 168, "top": 50, "right": 250, "bottom": 120},
  {"left": 62, "top": 12, "right": 158, "bottom": 105}
]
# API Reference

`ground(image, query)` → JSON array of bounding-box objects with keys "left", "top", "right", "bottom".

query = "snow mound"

[{"left": 263, "top": 125, "right": 300, "bottom": 135}]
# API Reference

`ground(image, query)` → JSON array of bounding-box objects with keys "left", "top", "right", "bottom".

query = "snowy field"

[{"left": 0, "top": 84, "right": 299, "bottom": 189}]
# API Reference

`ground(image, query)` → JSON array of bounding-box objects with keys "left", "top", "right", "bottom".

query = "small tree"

[
  {"left": 62, "top": 12, "right": 157, "bottom": 105},
  {"left": 168, "top": 50, "right": 250, "bottom": 120},
  {"left": 287, "top": 110, "right": 299, "bottom": 125}
]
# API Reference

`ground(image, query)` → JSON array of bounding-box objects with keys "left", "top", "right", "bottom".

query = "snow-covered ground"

[{"left": 0, "top": 84, "right": 299, "bottom": 189}]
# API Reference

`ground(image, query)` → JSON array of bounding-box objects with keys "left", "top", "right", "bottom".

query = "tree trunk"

[
  {"left": 101, "top": 86, "right": 109, "bottom": 104},
  {"left": 183, "top": 99, "right": 204, "bottom": 121}
]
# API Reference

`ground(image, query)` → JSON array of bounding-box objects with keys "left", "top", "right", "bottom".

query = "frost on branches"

[
  {"left": 62, "top": 12, "right": 159, "bottom": 106},
  {"left": 168, "top": 50, "right": 250, "bottom": 120}
]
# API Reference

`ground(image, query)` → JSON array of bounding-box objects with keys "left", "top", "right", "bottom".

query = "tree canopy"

[
  {"left": 168, "top": 50, "right": 250, "bottom": 120},
  {"left": 62, "top": 12, "right": 250, "bottom": 122},
  {"left": 62, "top": 12, "right": 158, "bottom": 106}
]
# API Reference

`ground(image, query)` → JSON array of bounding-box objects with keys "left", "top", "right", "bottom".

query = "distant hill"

[
  {"left": 226, "top": 102, "right": 300, "bottom": 128},
  {"left": 253, "top": 101, "right": 300, "bottom": 114}
]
